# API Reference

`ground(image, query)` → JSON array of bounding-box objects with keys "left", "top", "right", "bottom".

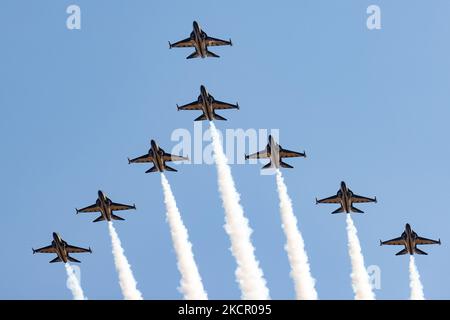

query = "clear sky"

[{"left": 1, "top": 0, "right": 449, "bottom": 299}]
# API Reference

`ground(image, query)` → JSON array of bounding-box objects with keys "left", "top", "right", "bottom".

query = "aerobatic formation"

[{"left": 32, "top": 21, "right": 442, "bottom": 300}]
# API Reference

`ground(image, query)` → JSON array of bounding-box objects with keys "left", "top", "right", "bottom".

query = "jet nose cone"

[
  {"left": 200, "top": 85, "right": 206, "bottom": 91},
  {"left": 52, "top": 232, "right": 58, "bottom": 237},
  {"left": 193, "top": 21, "right": 199, "bottom": 28},
  {"left": 340, "top": 181, "right": 346, "bottom": 187},
  {"left": 98, "top": 190, "right": 104, "bottom": 197},
  {"left": 406, "top": 223, "right": 411, "bottom": 229}
]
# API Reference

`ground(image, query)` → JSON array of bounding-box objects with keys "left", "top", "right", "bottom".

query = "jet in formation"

[
  {"left": 177, "top": 85, "right": 239, "bottom": 121},
  {"left": 245, "top": 135, "right": 306, "bottom": 169},
  {"left": 32, "top": 232, "right": 92, "bottom": 263},
  {"left": 128, "top": 139, "right": 188, "bottom": 173},
  {"left": 380, "top": 223, "right": 441, "bottom": 255},
  {"left": 169, "top": 21, "right": 232, "bottom": 59},
  {"left": 316, "top": 181, "right": 377, "bottom": 214},
  {"left": 76, "top": 190, "right": 136, "bottom": 222}
]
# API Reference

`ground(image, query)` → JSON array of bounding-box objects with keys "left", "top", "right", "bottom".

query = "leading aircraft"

[
  {"left": 177, "top": 85, "right": 239, "bottom": 121},
  {"left": 169, "top": 21, "right": 232, "bottom": 59},
  {"left": 33, "top": 232, "right": 92, "bottom": 263},
  {"left": 76, "top": 190, "right": 136, "bottom": 222},
  {"left": 316, "top": 181, "right": 377, "bottom": 214},
  {"left": 244, "top": 135, "right": 306, "bottom": 169},
  {"left": 380, "top": 223, "right": 441, "bottom": 255},
  {"left": 128, "top": 139, "right": 188, "bottom": 173}
]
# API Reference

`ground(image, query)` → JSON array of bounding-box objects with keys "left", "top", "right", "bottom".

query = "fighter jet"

[
  {"left": 33, "top": 232, "right": 92, "bottom": 263},
  {"left": 380, "top": 223, "right": 441, "bottom": 255},
  {"left": 316, "top": 181, "right": 377, "bottom": 214},
  {"left": 244, "top": 135, "right": 306, "bottom": 169},
  {"left": 169, "top": 21, "right": 232, "bottom": 59},
  {"left": 76, "top": 190, "right": 136, "bottom": 222},
  {"left": 128, "top": 139, "right": 188, "bottom": 173},
  {"left": 177, "top": 85, "right": 239, "bottom": 121}
]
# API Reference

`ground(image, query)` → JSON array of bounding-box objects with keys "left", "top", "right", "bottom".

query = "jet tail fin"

[
  {"left": 280, "top": 161, "right": 293, "bottom": 169},
  {"left": 49, "top": 257, "right": 62, "bottom": 263},
  {"left": 111, "top": 214, "right": 125, "bottom": 221},
  {"left": 194, "top": 114, "right": 208, "bottom": 121},
  {"left": 395, "top": 248, "right": 409, "bottom": 256},
  {"left": 351, "top": 206, "right": 364, "bottom": 213},
  {"left": 186, "top": 51, "right": 200, "bottom": 59},
  {"left": 93, "top": 216, "right": 106, "bottom": 223},
  {"left": 331, "top": 207, "right": 344, "bottom": 214},
  {"left": 206, "top": 50, "right": 220, "bottom": 58},
  {"left": 145, "top": 166, "right": 158, "bottom": 173},
  {"left": 212, "top": 113, "right": 227, "bottom": 121},
  {"left": 414, "top": 247, "right": 428, "bottom": 255},
  {"left": 67, "top": 256, "right": 81, "bottom": 263},
  {"left": 164, "top": 165, "right": 178, "bottom": 172}
]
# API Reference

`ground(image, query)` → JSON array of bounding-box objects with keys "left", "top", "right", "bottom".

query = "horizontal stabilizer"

[
  {"left": 331, "top": 207, "right": 344, "bottom": 214},
  {"left": 67, "top": 256, "right": 81, "bottom": 263},
  {"left": 213, "top": 113, "right": 227, "bottom": 121},
  {"left": 262, "top": 162, "right": 273, "bottom": 170},
  {"left": 111, "top": 214, "right": 125, "bottom": 221},
  {"left": 414, "top": 247, "right": 428, "bottom": 255},
  {"left": 186, "top": 51, "right": 200, "bottom": 59},
  {"left": 206, "top": 50, "right": 220, "bottom": 58},
  {"left": 280, "top": 161, "right": 293, "bottom": 169},
  {"left": 164, "top": 165, "right": 178, "bottom": 172},
  {"left": 145, "top": 166, "right": 158, "bottom": 173},
  {"left": 194, "top": 114, "right": 208, "bottom": 121},
  {"left": 351, "top": 206, "right": 364, "bottom": 213},
  {"left": 49, "top": 257, "right": 62, "bottom": 263},
  {"left": 395, "top": 248, "right": 409, "bottom": 256},
  {"left": 93, "top": 216, "right": 106, "bottom": 223}
]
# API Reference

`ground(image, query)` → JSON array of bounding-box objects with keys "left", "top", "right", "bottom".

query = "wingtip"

[
  {"left": 176, "top": 104, "right": 180, "bottom": 111},
  {"left": 75, "top": 208, "right": 79, "bottom": 214},
  {"left": 133, "top": 204, "right": 137, "bottom": 210},
  {"left": 127, "top": 158, "right": 131, "bottom": 164},
  {"left": 315, "top": 198, "right": 318, "bottom": 205},
  {"left": 374, "top": 196, "right": 378, "bottom": 203},
  {"left": 32, "top": 248, "right": 36, "bottom": 254},
  {"left": 379, "top": 240, "right": 383, "bottom": 246},
  {"left": 168, "top": 41, "right": 172, "bottom": 49},
  {"left": 229, "top": 38, "right": 233, "bottom": 46},
  {"left": 236, "top": 102, "right": 240, "bottom": 110},
  {"left": 304, "top": 151, "right": 307, "bottom": 158},
  {"left": 89, "top": 247, "right": 93, "bottom": 253},
  {"left": 244, "top": 155, "right": 249, "bottom": 160},
  {"left": 439, "top": 239, "right": 442, "bottom": 245}
]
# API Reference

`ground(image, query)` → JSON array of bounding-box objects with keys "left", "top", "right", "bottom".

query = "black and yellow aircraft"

[
  {"left": 245, "top": 135, "right": 306, "bottom": 169},
  {"left": 76, "top": 190, "right": 136, "bottom": 222},
  {"left": 316, "top": 181, "right": 377, "bottom": 214},
  {"left": 33, "top": 232, "right": 91, "bottom": 263},
  {"left": 380, "top": 223, "right": 441, "bottom": 255},
  {"left": 128, "top": 139, "right": 188, "bottom": 173},
  {"left": 169, "top": 21, "right": 232, "bottom": 59},
  {"left": 177, "top": 85, "right": 239, "bottom": 121}
]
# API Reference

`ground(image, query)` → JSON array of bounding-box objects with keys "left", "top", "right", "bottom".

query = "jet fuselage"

[
  {"left": 52, "top": 232, "right": 68, "bottom": 263},
  {"left": 97, "top": 190, "right": 113, "bottom": 221},
  {"left": 199, "top": 85, "right": 215, "bottom": 121},
  {"left": 150, "top": 140, "right": 165, "bottom": 172},
  {"left": 192, "top": 21, "right": 207, "bottom": 58}
]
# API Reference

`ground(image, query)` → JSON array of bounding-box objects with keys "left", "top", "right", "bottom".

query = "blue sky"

[{"left": 0, "top": 0, "right": 449, "bottom": 299}]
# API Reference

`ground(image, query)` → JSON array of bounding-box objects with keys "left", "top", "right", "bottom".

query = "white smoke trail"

[
  {"left": 209, "top": 122, "right": 270, "bottom": 300},
  {"left": 274, "top": 169, "right": 318, "bottom": 299},
  {"left": 345, "top": 214, "right": 375, "bottom": 300},
  {"left": 108, "top": 221, "right": 143, "bottom": 300},
  {"left": 65, "top": 263, "right": 86, "bottom": 300},
  {"left": 409, "top": 256, "right": 425, "bottom": 300},
  {"left": 160, "top": 173, "right": 208, "bottom": 300}
]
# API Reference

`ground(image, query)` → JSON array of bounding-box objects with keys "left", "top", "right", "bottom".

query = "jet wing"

[
  {"left": 212, "top": 100, "right": 239, "bottom": 110},
  {"left": 415, "top": 236, "right": 440, "bottom": 245},
  {"left": 279, "top": 148, "right": 306, "bottom": 158},
  {"left": 33, "top": 245, "right": 56, "bottom": 254},
  {"left": 129, "top": 153, "right": 153, "bottom": 164},
  {"left": 163, "top": 153, "right": 189, "bottom": 162},
  {"left": 170, "top": 37, "right": 194, "bottom": 48},
  {"left": 66, "top": 244, "right": 91, "bottom": 253},
  {"left": 205, "top": 36, "right": 232, "bottom": 47},
  {"left": 177, "top": 100, "right": 203, "bottom": 111},
  {"left": 316, "top": 195, "right": 341, "bottom": 204},
  {"left": 351, "top": 194, "right": 377, "bottom": 203},
  {"left": 77, "top": 203, "right": 101, "bottom": 213},
  {"left": 381, "top": 237, "right": 404, "bottom": 246},
  {"left": 110, "top": 202, "right": 136, "bottom": 211},
  {"left": 246, "top": 149, "right": 269, "bottom": 159}
]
